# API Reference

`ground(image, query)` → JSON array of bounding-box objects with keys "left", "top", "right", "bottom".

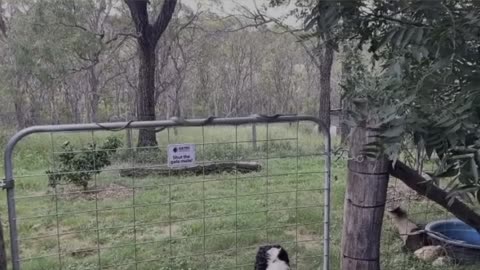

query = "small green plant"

[{"left": 46, "top": 136, "right": 123, "bottom": 190}]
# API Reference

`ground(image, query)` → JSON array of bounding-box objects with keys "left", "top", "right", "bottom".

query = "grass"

[{"left": 0, "top": 123, "right": 478, "bottom": 269}]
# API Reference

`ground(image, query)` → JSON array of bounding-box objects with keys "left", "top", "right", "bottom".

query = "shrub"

[{"left": 46, "top": 136, "right": 122, "bottom": 190}]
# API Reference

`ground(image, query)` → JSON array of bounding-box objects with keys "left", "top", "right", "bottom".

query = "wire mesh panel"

[{"left": 3, "top": 116, "right": 331, "bottom": 270}]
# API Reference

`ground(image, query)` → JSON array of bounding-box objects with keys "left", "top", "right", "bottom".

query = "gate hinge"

[{"left": 1, "top": 179, "right": 14, "bottom": 190}]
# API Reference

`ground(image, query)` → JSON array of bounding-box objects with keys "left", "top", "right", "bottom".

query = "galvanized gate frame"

[{"left": 3, "top": 115, "right": 331, "bottom": 270}]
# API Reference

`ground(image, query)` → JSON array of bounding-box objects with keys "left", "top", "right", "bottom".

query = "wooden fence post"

[{"left": 341, "top": 122, "right": 389, "bottom": 270}]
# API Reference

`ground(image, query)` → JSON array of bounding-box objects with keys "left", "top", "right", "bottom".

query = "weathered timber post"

[{"left": 341, "top": 120, "right": 389, "bottom": 270}]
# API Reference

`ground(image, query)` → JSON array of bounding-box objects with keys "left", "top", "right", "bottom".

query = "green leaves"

[
  {"left": 332, "top": 0, "right": 480, "bottom": 206},
  {"left": 46, "top": 136, "right": 123, "bottom": 189},
  {"left": 301, "top": 0, "right": 362, "bottom": 45},
  {"left": 377, "top": 26, "right": 426, "bottom": 52}
]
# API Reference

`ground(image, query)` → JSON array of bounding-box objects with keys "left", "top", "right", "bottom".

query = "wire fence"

[
  {"left": 2, "top": 115, "right": 331, "bottom": 270},
  {"left": 4, "top": 116, "right": 474, "bottom": 270}
]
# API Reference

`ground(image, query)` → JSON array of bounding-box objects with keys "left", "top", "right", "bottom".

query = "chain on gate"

[{"left": 2, "top": 115, "right": 331, "bottom": 270}]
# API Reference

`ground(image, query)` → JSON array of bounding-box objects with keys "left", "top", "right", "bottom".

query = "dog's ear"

[
  {"left": 278, "top": 247, "right": 290, "bottom": 265},
  {"left": 255, "top": 246, "right": 270, "bottom": 270}
]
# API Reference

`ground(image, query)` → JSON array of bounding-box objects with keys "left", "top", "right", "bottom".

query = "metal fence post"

[
  {"left": 4, "top": 140, "right": 20, "bottom": 270},
  {"left": 323, "top": 128, "right": 332, "bottom": 270}
]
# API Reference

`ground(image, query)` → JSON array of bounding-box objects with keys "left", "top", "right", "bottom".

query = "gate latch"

[{"left": 1, "top": 179, "right": 14, "bottom": 190}]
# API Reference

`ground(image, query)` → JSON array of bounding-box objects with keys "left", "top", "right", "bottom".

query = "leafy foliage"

[
  {"left": 366, "top": 2, "right": 480, "bottom": 201},
  {"left": 46, "top": 136, "right": 122, "bottom": 189},
  {"left": 311, "top": 0, "right": 480, "bottom": 202}
]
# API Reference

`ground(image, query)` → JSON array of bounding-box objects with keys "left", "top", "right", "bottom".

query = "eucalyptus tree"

[{"left": 124, "top": 0, "right": 177, "bottom": 147}]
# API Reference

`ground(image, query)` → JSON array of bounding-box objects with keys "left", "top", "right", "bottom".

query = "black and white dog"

[{"left": 255, "top": 245, "right": 290, "bottom": 270}]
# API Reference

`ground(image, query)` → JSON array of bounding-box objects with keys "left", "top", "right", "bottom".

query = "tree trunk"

[
  {"left": 213, "top": 91, "right": 219, "bottom": 116},
  {"left": 339, "top": 98, "right": 350, "bottom": 144},
  {"left": 318, "top": 42, "right": 334, "bottom": 130},
  {"left": 342, "top": 124, "right": 389, "bottom": 270},
  {"left": 137, "top": 45, "right": 158, "bottom": 147},
  {"left": 88, "top": 66, "right": 100, "bottom": 122},
  {"left": 14, "top": 99, "right": 25, "bottom": 130},
  {"left": 14, "top": 77, "right": 26, "bottom": 130},
  {"left": 389, "top": 160, "right": 480, "bottom": 232},
  {"left": 72, "top": 97, "right": 81, "bottom": 123},
  {"left": 174, "top": 94, "right": 180, "bottom": 136},
  {"left": 125, "top": 0, "right": 178, "bottom": 147}
]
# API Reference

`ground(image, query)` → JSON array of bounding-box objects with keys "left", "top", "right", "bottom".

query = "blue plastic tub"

[{"left": 425, "top": 219, "right": 480, "bottom": 264}]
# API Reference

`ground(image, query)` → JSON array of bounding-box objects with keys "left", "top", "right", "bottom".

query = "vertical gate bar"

[
  {"left": 4, "top": 157, "right": 19, "bottom": 270},
  {"left": 265, "top": 123, "right": 269, "bottom": 243},
  {"left": 323, "top": 131, "right": 332, "bottom": 270},
  {"left": 6, "top": 188, "right": 18, "bottom": 270},
  {"left": 295, "top": 122, "right": 299, "bottom": 269},
  {"left": 131, "top": 132, "right": 138, "bottom": 270},
  {"left": 234, "top": 125, "right": 238, "bottom": 268},
  {"left": 201, "top": 126, "right": 207, "bottom": 269},
  {"left": 167, "top": 128, "right": 173, "bottom": 267},
  {"left": 92, "top": 131, "right": 102, "bottom": 269},
  {"left": 50, "top": 134, "right": 63, "bottom": 268}
]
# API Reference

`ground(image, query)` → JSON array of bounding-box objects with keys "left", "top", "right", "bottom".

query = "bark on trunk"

[
  {"left": 342, "top": 124, "right": 389, "bottom": 270},
  {"left": 389, "top": 160, "right": 480, "bottom": 232},
  {"left": 14, "top": 78, "right": 26, "bottom": 130},
  {"left": 14, "top": 99, "right": 25, "bottom": 130},
  {"left": 318, "top": 43, "right": 334, "bottom": 130},
  {"left": 88, "top": 66, "right": 100, "bottom": 122},
  {"left": 137, "top": 45, "right": 158, "bottom": 147},
  {"left": 125, "top": 0, "right": 178, "bottom": 147},
  {"left": 339, "top": 98, "right": 350, "bottom": 144}
]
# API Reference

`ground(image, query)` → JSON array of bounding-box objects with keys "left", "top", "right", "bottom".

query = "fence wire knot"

[{"left": 333, "top": 148, "right": 365, "bottom": 162}]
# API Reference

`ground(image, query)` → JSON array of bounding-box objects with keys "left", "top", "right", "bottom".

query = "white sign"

[{"left": 167, "top": 144, "right": 196, "bottom": 168}]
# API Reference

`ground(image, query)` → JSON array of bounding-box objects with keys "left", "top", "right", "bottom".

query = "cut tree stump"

[
  {"left": 120, "top": 162, "right": 262, "bottom": 178},
  {"left": 386, "top": 207, "right": 427, "bottom": 251}
]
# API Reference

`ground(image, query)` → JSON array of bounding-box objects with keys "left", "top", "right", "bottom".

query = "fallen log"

[
  {"left": 386, "top": 207, "right": 427, "bottom": 251},
  {"left": 120, "top": 162, "right": 262, "bottom": 178},
  {"left": 389, "top": 160, "right": 480, "bottom": 232}
]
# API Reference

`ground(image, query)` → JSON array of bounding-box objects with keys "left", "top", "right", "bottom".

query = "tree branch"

[
  {"left": 389, "top": 160, "right": 480, "bottom": 232},
  {"left": 238, "top": 6, "right": 323, "bottom": 69},
  {"left": 365, "top": 13, "right": 429, "bottom": 28},
  {"left": 152, "top": 0, "right": 178, "bottom": 42},
  {"left": 56, "top": 21, "right": 105, "bottom": 38},
  {"left": 124, "top": 0, "right": 149, "bottom": 38},
  {"left": 0, "top": 0, "right": 7, "bottom": 38},
  {"left": 104, "top": 32, "right": 141, "bottom": 45}
]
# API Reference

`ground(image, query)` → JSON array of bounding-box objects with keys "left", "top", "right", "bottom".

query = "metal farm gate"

[{"left": 2, "top": 115, "right": 331, "bottom": 270}]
